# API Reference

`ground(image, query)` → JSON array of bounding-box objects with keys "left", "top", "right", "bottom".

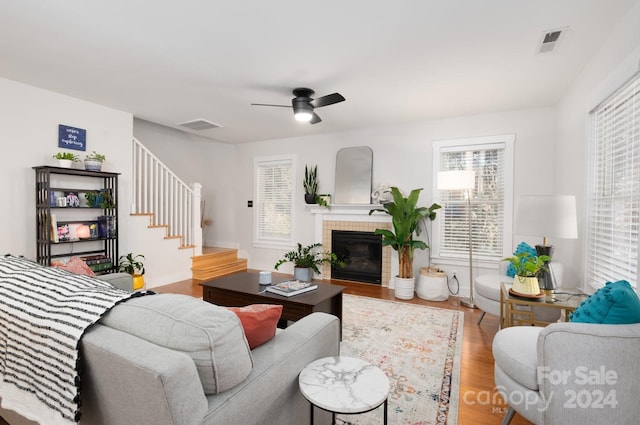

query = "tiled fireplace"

[{"left": 308, "top": 205, "right": 393, "bottom": 286}]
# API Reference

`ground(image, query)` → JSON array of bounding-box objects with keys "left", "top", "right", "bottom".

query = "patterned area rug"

[{"left": 337, "top": 294, "right": 463, "bottom": 425}]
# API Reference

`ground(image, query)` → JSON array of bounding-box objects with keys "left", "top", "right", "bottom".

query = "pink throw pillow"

[
  {"left": 51, "top": 256, "right": 96, "bottom": 277},
  {"left": 226, "top": 304, "right": 283, "bottom": 349}
]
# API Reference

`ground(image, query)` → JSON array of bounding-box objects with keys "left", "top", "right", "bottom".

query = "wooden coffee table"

[{"left": 200, "top": 271, "right": 346, "bottom": 326}]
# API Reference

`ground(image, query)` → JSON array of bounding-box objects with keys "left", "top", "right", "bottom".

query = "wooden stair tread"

[{"left": 191, "top": 247, "right": 247, "bottom": 280}]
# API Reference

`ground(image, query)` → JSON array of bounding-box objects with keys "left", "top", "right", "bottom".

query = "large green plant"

[
  {"left": 369, "top": 187, "right": 441, "bottom": 278},
  {"left": 274, "top": 242, "right": 344, "bottom": 275}
]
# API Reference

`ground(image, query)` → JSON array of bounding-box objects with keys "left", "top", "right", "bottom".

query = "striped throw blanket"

[{"left": 0, "top": 255, "right": 152, "bottom": 425}]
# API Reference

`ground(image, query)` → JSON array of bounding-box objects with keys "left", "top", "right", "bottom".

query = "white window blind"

[
  {"left": 254, "top": 157, "right": 295, "bottom": 245},
  {"left": 586, "top": 72, "right": 640, "bottom": 289},
  {"left": 433, "top": 136, "right": 514, "bottom": 263}
]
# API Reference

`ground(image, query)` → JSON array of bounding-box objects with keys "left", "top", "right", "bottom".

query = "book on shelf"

[
  {"left": 265, "top": 280, "right": 317, "bottom": 297},
  {"left": 80, "top": 255, "right": 114, "bottom": 272}
]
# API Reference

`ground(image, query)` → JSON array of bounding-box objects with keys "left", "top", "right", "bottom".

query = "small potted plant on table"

[
  {"left": 84, "top": 151, "right": 106, "bottom": 171},
  {"left": 119, "top": 253, "right": 145, "bottom": 290},
  {"left": 53, "top": 152, "right": 79, "bottom": 168},
  {"left": 275, "top": 243, "right": 344, "bottom": 282},
  {"left": 502, "top": 252, "right": 550, "bottom": 296}
]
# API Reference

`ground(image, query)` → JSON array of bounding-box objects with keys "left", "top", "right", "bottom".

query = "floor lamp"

[
  {"left": 514, "top": 195, "right": 578, "bottom": 300},
  {"left": 438, "top": 170, "right": 476, "bottom": 308}
]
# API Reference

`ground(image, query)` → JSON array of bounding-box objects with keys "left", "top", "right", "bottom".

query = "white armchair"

[{"left": 493, "top": 322, "right": 640, "bottom": 425}]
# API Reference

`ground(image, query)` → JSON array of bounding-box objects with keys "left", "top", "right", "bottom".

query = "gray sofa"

[{"left": 1, "top": 291, "right": 340, "bottom": 425}]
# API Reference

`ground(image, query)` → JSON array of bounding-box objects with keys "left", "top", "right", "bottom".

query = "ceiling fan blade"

[
  {"left": 310, "top": 93, "right": 345, "bottom": 108},
  {"left": 310, "top": 113, "right": 322, "bottom": 124},
  {"left": 250, "top": 103, "right": 291, "bottom": 108}
]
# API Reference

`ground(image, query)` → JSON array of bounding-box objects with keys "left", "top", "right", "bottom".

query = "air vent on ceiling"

[
  {"left": 537, "top": 27, "right": 568, "bottom": 53},
  {"left": 176, "top": 118, "right": 222, "bottom": 131}
]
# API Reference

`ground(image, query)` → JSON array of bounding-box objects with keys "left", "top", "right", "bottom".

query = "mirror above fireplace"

[{"left": 334, "top": 146, "right": 373, "bottom": 204}]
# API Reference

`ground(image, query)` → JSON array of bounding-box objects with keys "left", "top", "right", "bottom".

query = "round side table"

[{"left": 298, "top": 356, "right": 390, "bottom": 425}]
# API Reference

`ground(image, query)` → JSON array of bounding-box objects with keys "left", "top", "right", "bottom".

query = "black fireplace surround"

[{"left": 331, "top": 230, "right": 382, "bottom": 284}]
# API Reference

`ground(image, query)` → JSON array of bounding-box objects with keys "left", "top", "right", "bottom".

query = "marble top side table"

[{"left": 298, "top": 356, "right": 390, "bottom": 425}]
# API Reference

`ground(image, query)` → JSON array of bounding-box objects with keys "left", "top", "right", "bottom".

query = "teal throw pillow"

[
  {"left": 569, "top": 280, "right": 640, "bottom": 324},
  {"left": 506, "top": 242, "right": 537, "bottom": 278}
]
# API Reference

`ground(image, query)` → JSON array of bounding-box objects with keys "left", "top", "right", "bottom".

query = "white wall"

[
  {"left": 0, "top": 79, "right": 199, "bottom": 288},
  {"left": 235, "top": 107, "right": 557, "bottom": 298},
  {"left": 0, "top": 77, "right": 133, "bottom": 259},
  {"left": 133, "top": 119, "right": 238, "bottom": 248},
  {"left": 555, "top": 1, "right": 640, "bottom": 290}
]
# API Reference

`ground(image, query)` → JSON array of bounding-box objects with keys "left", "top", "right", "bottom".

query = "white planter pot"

[
  {"left": 512, "top": 276, "right": 541, "bottom": 295},
  {"left": 416, "top": 267, "right": 449, "bottom": 301},
  {"left": 394, "top": 276, "right": 415, "bottom": 300},
  {"left": 58, "top": 159, "right": 73, "bottom": 168},
  {"left": 294, "top": 267, "right": 312, "bottom": 282}
]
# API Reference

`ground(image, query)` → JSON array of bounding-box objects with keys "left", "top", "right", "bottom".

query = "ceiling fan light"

[{"left": 294, "top": 111, "right": 313, "bottom": 122}]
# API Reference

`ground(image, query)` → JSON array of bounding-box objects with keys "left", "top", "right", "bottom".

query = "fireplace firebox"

[{"left": 331, "top": 230, "right": 382, "bottom": 284}]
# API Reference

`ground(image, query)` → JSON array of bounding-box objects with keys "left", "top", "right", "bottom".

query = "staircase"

[
  {"left": 191, "top": 247, "right": 248, "bottom": 281},
  {"left": 133, "top": 138, "right": 248, "bottom": 282}
]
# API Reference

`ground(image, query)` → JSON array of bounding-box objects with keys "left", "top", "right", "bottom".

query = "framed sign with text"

[{"left": 58, "top": 124, "right": 86, "bottom": 151}]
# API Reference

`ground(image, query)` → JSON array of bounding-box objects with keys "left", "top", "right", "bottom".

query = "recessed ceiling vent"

[
  {"left": 176, "top": 118, "right": 222, "bottom": 131},
  {"left": 537, "top": 27, "right": 568, "bottom": 53}
]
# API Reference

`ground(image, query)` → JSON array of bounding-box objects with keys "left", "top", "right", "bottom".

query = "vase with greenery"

[
  {"left": 369, "top": 187, "right": 441, "bottom": 299},
  {"left": 303, "top": 165, "right": 318, "bottom": 204},
  {"left": 119, "top": 253, "right": 145, "bottom": 290},
  {"left": 53, "top": 152, "right": 79, "bottom": 168},
  {"left": 502, "top": 252, "right": 550, "bottom": 295},
  {"left": 84, "top": 151, "right": 106, "bottom": 171},
  {"left": 274, "top": 242, "right": 344, "bottom": 282}
]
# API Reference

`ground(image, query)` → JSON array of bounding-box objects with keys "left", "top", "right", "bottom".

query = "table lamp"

[
  {"left": 438, "top": 170, "right": 476, "bottom": 308},
  {"left": 514, "top": 195, "right": 578, "bottom": 300}
]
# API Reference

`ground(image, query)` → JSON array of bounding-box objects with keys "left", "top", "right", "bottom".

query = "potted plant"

[
  {"left": 53, "top": 152, "right": 79, "bottom": 168},
  {"left": 118, "top": 253, "right": 145, "bottom": 290},
  {"left": 84, "top": 151, "right": 106, "bottom": 171},
  {"left": 502, "top": 252, "right": 550, "bottom": 295},
  {"left": 274, "top": 242, "right": 344, "bottom": 282},
  {"left": 84, "top": 189, "right": 114, "bottom": 209},
  {"left": 303, "top": 165, "right": 318, "bottom": 204},
  {"left": 369, "top": 187, "right": 441, "bottom": 299}
]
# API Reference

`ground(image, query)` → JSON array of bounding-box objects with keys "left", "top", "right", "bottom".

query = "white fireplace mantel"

[{"left": 306, "top": 204, "right": 391, "bottom": 243}]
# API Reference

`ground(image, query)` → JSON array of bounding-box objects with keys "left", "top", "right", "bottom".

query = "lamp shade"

[
  {"left": 514, "top": 195, "right": 578, "bottom": 240},
  {"left": 437, "top": 170, "right": 475, "bottom": 191}
]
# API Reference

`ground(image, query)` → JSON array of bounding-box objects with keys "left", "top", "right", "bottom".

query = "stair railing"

[{"left": 132, "top": 137, "right": 202, "bottom": 256}]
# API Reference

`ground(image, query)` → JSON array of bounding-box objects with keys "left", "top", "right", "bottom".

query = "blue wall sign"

[{"left": 58, "top": 124, "right": 86, "bottom": 151}]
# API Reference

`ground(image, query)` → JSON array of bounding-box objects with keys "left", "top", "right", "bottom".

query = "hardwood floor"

[{"left": 156, "top": 273, "right": 532, "bottom": 425}]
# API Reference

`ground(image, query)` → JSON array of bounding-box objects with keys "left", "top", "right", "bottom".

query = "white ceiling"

[{"left": 1, "top": 0, "right": 637, "bottom": 144}]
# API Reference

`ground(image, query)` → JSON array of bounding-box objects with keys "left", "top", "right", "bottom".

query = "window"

[
  {"left": 432, "top": 135, "right": 514, "bottom": 264},
  {"left": 586, "top": 72, "right": 640, "bottom": 289},
  {"left": 254, "top": 156, "right": 296, "bottom": 247}
]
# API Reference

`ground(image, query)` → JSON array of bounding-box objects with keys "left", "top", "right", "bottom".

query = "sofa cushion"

[
  {"left": 99, "top": 293, "right": 253, "bottom": 394},
  {"left": 570, "top": 280, "right": 640, "bottom": 324},
  {"left": 227, "top": 304, "right": 283, "bottom": 349},
  {"left": 506, "top": 242, "right": 537, "bottom": 278}
]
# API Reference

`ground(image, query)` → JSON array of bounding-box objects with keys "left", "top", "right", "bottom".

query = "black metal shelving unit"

[{"left": 34, "top": 166, "right": 119, "bottom": 272}]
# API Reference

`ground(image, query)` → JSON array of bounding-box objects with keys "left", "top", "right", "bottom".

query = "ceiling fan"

[{"left": 251, "top": 88, "right": 345, "bottom": 124}]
